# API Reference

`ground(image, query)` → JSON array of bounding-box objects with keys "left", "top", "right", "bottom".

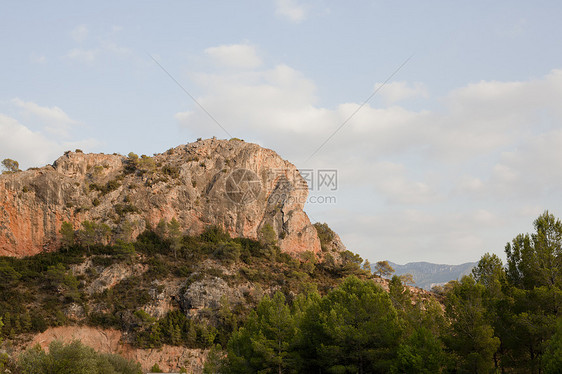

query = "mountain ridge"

[{"left": 386, "top": 260, "right": 477, "bottom": 290}]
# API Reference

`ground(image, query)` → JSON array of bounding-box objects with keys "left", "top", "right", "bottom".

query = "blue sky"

[{"left": 2, "top": 1, "right": 562, "bottom": 264}]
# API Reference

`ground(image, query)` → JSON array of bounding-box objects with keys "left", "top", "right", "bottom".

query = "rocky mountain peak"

[{"left": 0, "top": 139, "right": 321, "bottom": 257}]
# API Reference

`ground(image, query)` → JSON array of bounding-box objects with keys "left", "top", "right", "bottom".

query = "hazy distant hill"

[{"left": 384, "top": 261, "right": 477, "bottom": 290}]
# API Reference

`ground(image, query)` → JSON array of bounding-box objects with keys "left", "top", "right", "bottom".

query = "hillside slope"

[
  {"left": 0, "top": 224, "right": 368, "bottom": 372},
  {"left": 0, "top": 140, "right": 441, "bottom": 372}
]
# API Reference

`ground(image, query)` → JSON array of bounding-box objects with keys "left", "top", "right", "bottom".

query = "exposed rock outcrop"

[
  {"left": 180, "top": 276, "right": 243, "bottom": 311},
  {"left": 0, "top": 139, "right": 321, "bottom": 257},
  {"left": 28, "top": 326, "right": 208, "bottom": 373}
]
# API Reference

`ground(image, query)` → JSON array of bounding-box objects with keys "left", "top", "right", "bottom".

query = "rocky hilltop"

[{"left": 0, "top": 138, "right": 320, "bottom": 257}]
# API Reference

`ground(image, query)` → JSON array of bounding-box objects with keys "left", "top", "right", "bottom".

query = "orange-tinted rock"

[
  {"left": 28, "top": 326, "right": 208, "bottom": 372},
  {"left": 0, "top": 139, "right": 321, "bottom": 257}
]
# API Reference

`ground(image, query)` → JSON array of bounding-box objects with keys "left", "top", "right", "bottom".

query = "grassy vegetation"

[{"left": 0, "top": 223, "right": 367, "bottom": 350}]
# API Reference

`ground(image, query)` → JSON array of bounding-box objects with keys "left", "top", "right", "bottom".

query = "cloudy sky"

[{"left": 2, "top": 1, "right": 562, "bottom": 264}]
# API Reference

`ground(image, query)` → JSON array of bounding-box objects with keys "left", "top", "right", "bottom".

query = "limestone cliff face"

[{"left": 0, "top": 139, "right": 321, "bottom": 257}]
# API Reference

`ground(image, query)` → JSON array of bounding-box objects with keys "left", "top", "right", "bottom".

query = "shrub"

[
  {"left": 200, "top": 226, "right": 230, "bottom": 244},
  {"left": 134, "top": 230, "right": 166, "bottom": 254},
  {"left": 138, "top": 155, "right": 156, "bottom": 174},
  {"left": 212, "top": 242, "right": 242, "bottom": 264},
  {"left": 18, "top": 340, "right": 142, "bottom": 374},
  {"left": 259, "top": 224, "right": 277, "bottom": 247},
  {"left": 90, "top": 179, "right": 121, "bottom": 196},
  {"left": 161, "top": 165, "right": 180, "bottom": 178},
  {"left": 114, "top": 203, "right": 139, "bottom": 216},
  {"left": 145, "top": 257, "right": 169, "bottom": 279},
  {"left": 1, "top": 158, "right": 20, "bottom": 173},
  {"left": 314, "top": 222, "right": 335, "bottom": 251},
  {"left": 125, "top": 152, "right": 139, "bottom": 173}
]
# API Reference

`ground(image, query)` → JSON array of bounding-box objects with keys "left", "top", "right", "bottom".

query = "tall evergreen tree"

[
  {"left": 444, "top": 276, "right": 500, "bottom": 374},
  {"left": 299, "top": 276, "right": 402, "bottom": 373},
  {"left": 59, "top": 221, "right": 75, "bottom": 249},
  {"left": 505, "top": 211, "right": 562, "bottom": 291},
  {"left": 226, "top": 291, "right": 297, "bottom": 373},
  {"left": 168, "top": 218, "right": 182, "bottom": 259}
]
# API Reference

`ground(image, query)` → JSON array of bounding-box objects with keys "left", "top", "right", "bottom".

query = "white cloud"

[
  {"left": 64, "top": 25, "right": 131, "bottom": 64},
  {"left": 488, "top": 129, "right": 562, "bottom": 198},
  {"left": 176, "top": 48, "right": 562, "bottom": 262},
  {"left": 182, "top": 63, "right": 324, "bottom": 138},
  {"left": 378, "top": 81, "right": 428, "bottom": 104},
  {"left": 174, "top": 111, "right": 193, "bottom": 123},
  {"left": 66, "top": 48, "right": 98, "bottom": 64},
  {"left": 101, "top": 41, "right": 131, "bottom": 56},
  {"left": 181, "top": 49, "right": 562, "bottom": 174},
  {"left": 71, "top": 24, "right": 89, "bottom": 42},
  {"left": 469, "top": 209, "right": 500, "bottom": 226},
  {"left": 11, "top": 98, "right": 80, "bottom": 138},
  {"left": 275, "top": 0, "right": 307, "bottom": 22},
  {"left": 31, "top": 54, "right": 47, "bottom": 64},
  {"left": 0, "top": 114, "right": 96, "bottom": 169},
  {"left": 204, "top": 44, "right": 262, "bottom": 69},
  {"left": 336, "top": 207, "right": 510, "bottom": 264},
  {"left": 0, "top": 114, "right": 59, "bottom": 167},
  {"left": 455, "top": 175, "right": 484, "bottom": 195},
  {"left": 362, "top": 161, "right": 437, "bottom": 205},
  {"left": 65, "top": 43, "right": 131, "bottom": 64},
  {"left": 0, "top": 97, "right": 100, "bottom": 170}
]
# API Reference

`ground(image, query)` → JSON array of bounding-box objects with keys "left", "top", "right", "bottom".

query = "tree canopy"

[
  {"left": 18, "top": 340, "right": 141, "bottom": 374},
  {"left": 217, "top": 211, "right": 562, "bottom": 373},
  {"left": 374, "top": 260, "right": 394, "bottom": 278},
  {"left": 1, "top": 158, "right": 20, "bottom": 173},
  {"left": 2, "top": 210, "right": 561, "bottom": 373}
]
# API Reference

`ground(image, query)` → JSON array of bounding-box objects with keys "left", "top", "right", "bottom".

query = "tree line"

[
  {"left": 209, "top": 211, "right": 562, "bottom": 373},
  {"left": 0, "top": 212, "right": 560, "bottom": 373}
]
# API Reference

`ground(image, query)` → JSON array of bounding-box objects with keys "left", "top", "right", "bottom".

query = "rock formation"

[
  {"left": 27, "top": 326, "right": 209, "bottom": 373},
  {"left": 0, "top": 138, "right": 321, "bottom": 257}
]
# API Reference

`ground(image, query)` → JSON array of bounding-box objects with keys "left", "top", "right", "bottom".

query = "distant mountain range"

[{"left": 382, "top": 261, "right": 477, "bottom": 290}]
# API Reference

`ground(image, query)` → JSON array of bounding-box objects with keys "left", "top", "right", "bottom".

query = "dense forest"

[
  {"left": 213, "top": 212, "right": 561, "bottom": 373},
  {"left": 0, "top": 212, "right": 561, "bottom": 373}
]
